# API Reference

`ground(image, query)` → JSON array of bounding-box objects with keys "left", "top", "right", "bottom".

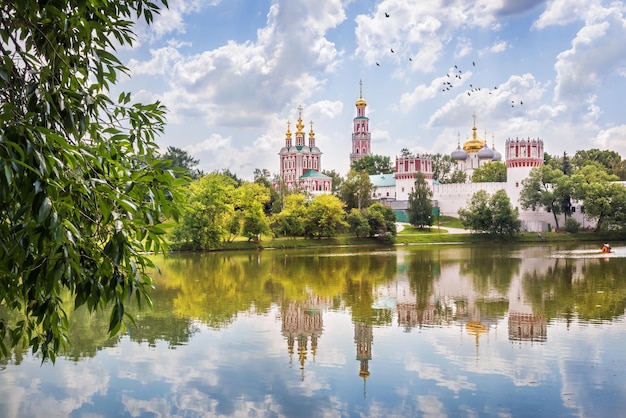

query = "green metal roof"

[
  {"left": 370, "top": 174, "right": 396, "bottom": 187},
  {"left": 300, "top": 169, "right": 330, "bottom": 179}
]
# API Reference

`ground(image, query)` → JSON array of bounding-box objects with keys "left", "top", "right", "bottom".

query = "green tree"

[
  {"left": 489, "top": 190, "right": 521, "bottom": 236},
  {"left": 304, "top": 195, "right": 348, "bottom": 239},
  {"left": 571, "top": 165, "right": 626, "bottom": 232},
  {"left": 321, "top": 169, "right": 344, "bottom": 195},
  {"left": 572, "top": 149, "right": 621, "bottom": 174},
  {"left": 430, "top": 153, "right": 457, "bottom": 183},
  {"left": 458, "top": 190, "right": 492, "bottom": 232},
  {"left": 340, "top": 169, "right": 372, "bottom": 211},
  {"left": 366, "top": 203, "right": 397, "bottom": 238},
  {"left": 270, "top": 194, "right": 306, "bottom": 238},
  {"left": 173, "top": 173, "right": 237, "bottom": 250},
  {"left": 162, "top": 146, "right": 202, "bottom": 179},
  {"left": 0, "top": 0, "right": 178, "bottom": 360},
  {"left": 408, "top": 173, "right": 433, "bottom": 228},
  {"left": 351, "top": 154, "right": 393, "bottom": 175},
  {"left": 471, "top": 161, "right": 506, "bottom": 182},
  {"left": 519, "top": 165, "right": 569, "bottom": 231},
  {"left": 236, "top": 182, "right": 270, "bottom": 241},
  {"left": 459, "top": 190, "right": 520, "bottom": 236},
  {"left": 449, "top": 169, "right": 468, "bottom": 183},
  {"left": 346, "top": 209, "right": 370, "bottom": 238}
]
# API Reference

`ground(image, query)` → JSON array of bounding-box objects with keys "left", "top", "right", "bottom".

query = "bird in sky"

[
  {"left": 385, "top": 12, "right": 390, "bottom": 17},
  {"left": 391, "top": 48, "right": 394, "bottom": 53},
  {"left": 409, "top": 57, "right": 412, "bottom": 61},
  {"left": 376, "top": 62, "right": 380, "bottom": 66}
]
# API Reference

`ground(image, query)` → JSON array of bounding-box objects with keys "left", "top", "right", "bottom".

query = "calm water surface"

[{"left": 1, "top": 243, "right": 626, "bottom": 417}]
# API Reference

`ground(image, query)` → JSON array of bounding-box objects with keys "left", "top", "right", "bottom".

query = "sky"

[{"left": 115, "top": 0, "right": 626, "bottom": 180}]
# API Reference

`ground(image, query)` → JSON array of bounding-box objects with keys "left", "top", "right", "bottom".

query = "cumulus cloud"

[{"left": 553, "top": 9, "right": 626, "bottom": 103}]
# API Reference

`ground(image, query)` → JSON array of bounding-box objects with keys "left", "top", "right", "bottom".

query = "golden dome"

[
  {"left": 462, "top": 114, "right": 486, "bottom": 153},
  {"left": 285, "top": 121, "right": 292, "bottom": 139},
  {"left": 355, "top": 79, "right": 367, "bottom": 106}
]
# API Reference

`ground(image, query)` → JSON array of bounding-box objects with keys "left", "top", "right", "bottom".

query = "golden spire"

[
  {"left": 309, "top": 120, "right": 315, "bottom": 138},
  {"left": 296, "top": 105, "right": 304, "bottom": 133},
  {"left": 355, "top": 79, "right": 367, "bottom": 107},
  {"left": 286, "top": 121, "right": 292, "bottom": 139}
]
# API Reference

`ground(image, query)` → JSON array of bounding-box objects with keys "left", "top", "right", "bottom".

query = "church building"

[{"left": 278, "top": 105, "right": 331, "bottom": 194}]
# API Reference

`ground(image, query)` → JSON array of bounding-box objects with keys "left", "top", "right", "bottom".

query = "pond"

[{"left": 1, "top": 243, "right": 626, "bottom": 417}]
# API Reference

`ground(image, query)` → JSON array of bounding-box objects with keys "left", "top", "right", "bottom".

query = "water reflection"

[{"left": 1, "top": 243, "right": 625, "bottom": 417}]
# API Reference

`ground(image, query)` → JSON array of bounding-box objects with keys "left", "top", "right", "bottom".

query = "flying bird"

[
  {"left": 409, "top": 57, "right": 412, "bottom": 61},
  {"left": 473, "top": 61, "right": 475, "bottom": 66},
  {"left": 385, "top": 12, "right": 390, "bottom": 17},
  {"left": 391, "top": 48, "right": 394, "bottom": 53},
  {"left": 376, "top": 62, "right": 380, "bottom": 66}
]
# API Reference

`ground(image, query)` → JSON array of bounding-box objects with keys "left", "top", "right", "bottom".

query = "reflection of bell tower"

[
  {"left": 281, "top": 299, "right": 324, "bottom": 381},
  {"left": 354, "top": 321, "right": 373, "bottom": 398}
]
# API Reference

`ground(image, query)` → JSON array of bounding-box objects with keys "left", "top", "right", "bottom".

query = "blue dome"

[
  {"left": 451, "top": 145, "right": 468, "bottom": 161},
  {"left": 477, "top": 143, "right": 494, "bottom": 159}
]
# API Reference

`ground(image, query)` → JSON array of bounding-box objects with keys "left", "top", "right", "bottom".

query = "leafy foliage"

[
  {"left": 340, "top": 169, "right": 372, "bottom": 211},
  {"left": 161, "top": 146, "right": 202, "bottom": 179},
  {"left": 471, "top": 161, "right": 506, "bottom": 182},
  {"left": 459, "top": 190, "right": 521, "bottom": 236},
  {"left": 0, "top": 0, "right": 179, "bottom": 361},
  {"left": 408, "top": 173, "right": 433, "bottom": 228},
  {"left": 351, "top": 154, "right": 393, "bottom": 175}
]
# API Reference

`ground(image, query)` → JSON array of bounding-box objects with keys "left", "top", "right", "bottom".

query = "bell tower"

[{"left": 350, "top": 80, "right": 372, "bottom": 163}]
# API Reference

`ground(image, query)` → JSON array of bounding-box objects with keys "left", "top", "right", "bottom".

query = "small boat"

[{"left": 601, "top": 243, "right": 611, "bottom": 253}]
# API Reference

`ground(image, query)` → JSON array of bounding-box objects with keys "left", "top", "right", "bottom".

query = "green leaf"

[{"left": 38, "top": 197, "right": 52, "bottom": 223}]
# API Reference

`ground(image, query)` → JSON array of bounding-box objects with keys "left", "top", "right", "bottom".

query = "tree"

[
  {"left": 572, "top": 149, "right": 621, "bottom": 174},
  {"left": 271, "top": 194, "right": 306, "bottom": 238},
  {"left": 366, "top": 203, "right": 397, "bottom": 238},
  {"left": 408, "top": 173, "right": 433, "bottom": 229},
  {"left": 519, "top": 165, "right": 569, "bottom": 231},
  {"left": 471, "top": 161, "right": 506, "bottom": 182},
  {"left": 321, "top": 169, "right": 344, "bottom": 195},
  {"left": 162, "top": 146, "right": 202, "bottom": 179},
  {"left": 430, "top": 153, "right": 458, "bottom": 183},
  {"left": 340, "top": 169, "right": 372, "bottom": 211},
  {"left": 458, "top": 190, "right": 520, "bottom": 236},
  {"left": 0, "top": 0, "right": 178, "bottom": 361},
  {"left": 173, "top": 173, "right": 237, "bottom": 250},
  {"left": 571, "top": 165, "right": 625, "bottom": 232},
  {"left": 236, "top": 182, "right": 271, "bottom": 241},
  {"left": 304, "top": 195, "right": 348, "bottom": 239},
  {"left": 351, "top": 154, "right": 393, "bottom": 175},
  {"left": 458, "top": 190, "right": 492, "bottom": 232},
  {"left": 346, "top": 209, "right": 370, "bottom": 238},
  {"left": 489, "top": 190, "right": 521, "bottom": 236}
]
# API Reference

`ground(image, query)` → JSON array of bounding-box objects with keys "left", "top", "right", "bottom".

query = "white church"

[{"left": 278, "top": 82, "right": 588, "bottom": 232}]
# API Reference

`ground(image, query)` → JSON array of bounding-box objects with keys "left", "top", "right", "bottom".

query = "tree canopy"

[
  {"left": 459, "top": 190, "right": 521, "bottom": 236},
  {"left": 351, "top": 154, "right": 393, "bottom": 175},
  {"left": 471, "top": 161, "right": 507, "bottom": 182},
  {"left": 0, "top": 0, "right": 179, "bottom": 361},
  {"left": 408, "top": 172, "right": 433, "bottom": 228},
  {"left": 161, "top": 146, "right": 202, "bottom": 179}
]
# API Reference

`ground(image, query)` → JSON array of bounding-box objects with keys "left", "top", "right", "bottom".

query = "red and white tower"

[{"left": 350, "top": 80, "right": 371, "bottom": 163}]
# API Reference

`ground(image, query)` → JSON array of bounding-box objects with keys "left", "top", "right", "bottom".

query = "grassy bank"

[{"left": 173, "top": 216, "right": 626, "bottom": 252}]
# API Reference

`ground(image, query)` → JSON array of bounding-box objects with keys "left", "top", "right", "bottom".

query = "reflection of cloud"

[
  {"left": 404, "top": 355, "right": 477, "bottom": 393},
  {"left": 417, "top": 395, "right": 446, "bottom": 418},
  {"left": 1, "top": 356, "right": 111, "bottom": 417}
]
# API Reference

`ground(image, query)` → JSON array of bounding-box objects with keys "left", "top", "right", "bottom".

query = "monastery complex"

[{"left": 278, "top": 82, "right": 588, "bottom": 232}]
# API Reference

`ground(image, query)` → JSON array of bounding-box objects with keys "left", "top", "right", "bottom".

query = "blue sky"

[{"left": 116, "top": 0, "right": 626, "bottom": 180}]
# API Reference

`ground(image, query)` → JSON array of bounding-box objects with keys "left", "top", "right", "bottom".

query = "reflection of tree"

[
  {"left": 458, "top": 246, "right": 519, "bottom": 295},
  {"left": 406, "top": 250, "right": 437, "bottom": 311},
  {"left": 522, "top": 257, "right": 626, "bottom": 322}
]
